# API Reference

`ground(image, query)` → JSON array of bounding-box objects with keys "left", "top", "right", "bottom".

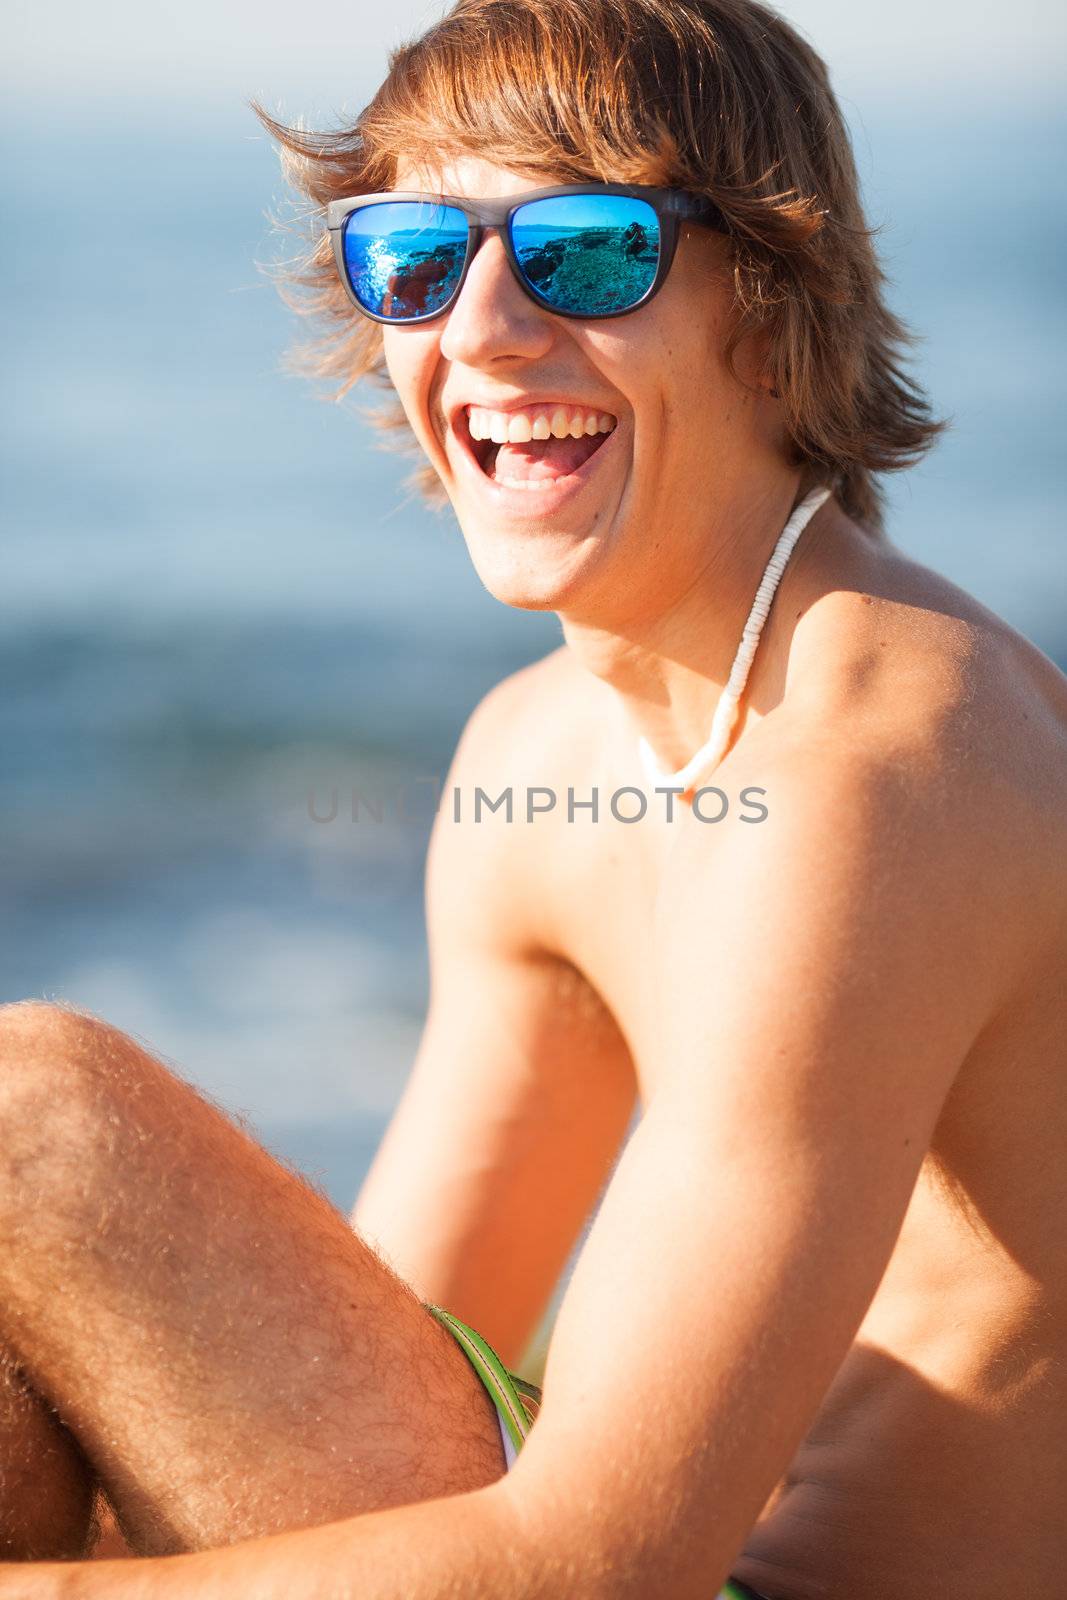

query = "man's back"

[{"left": 356, "top": 509, "right": 1067, "bottom": 1597}]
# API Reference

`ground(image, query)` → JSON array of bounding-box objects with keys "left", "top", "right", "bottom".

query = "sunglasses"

[{"left": 326, "top": 184, "right": 728, "bottom": 325}]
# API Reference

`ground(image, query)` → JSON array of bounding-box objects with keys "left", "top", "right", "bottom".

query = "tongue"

[{"left": 490, "top": 432, "right": 606, "bottom": 482}]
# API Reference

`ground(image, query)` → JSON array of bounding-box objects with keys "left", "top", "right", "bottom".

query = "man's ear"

[
  {"left": 732, "top": 315, "right": 780, "bottom": 400},
  {"left": 751, "top": 323, "right": 781, "bottom": 399}
]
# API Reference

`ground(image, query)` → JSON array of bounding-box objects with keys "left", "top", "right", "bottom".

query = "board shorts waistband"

[{"left": 425, "top": 1303, "right": 542, "bottom": 1462}]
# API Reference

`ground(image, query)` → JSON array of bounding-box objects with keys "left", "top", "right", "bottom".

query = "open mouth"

[
  {"left": 474, "top": 433, "right": 609, "bottom": 487},
  {"left": 457, "top": 406, "right": 617, "bottom": 486}
]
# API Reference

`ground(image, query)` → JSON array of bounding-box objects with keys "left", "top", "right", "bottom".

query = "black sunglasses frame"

[{"left": 325, "top": 184, "right": 729, "bottom": 325}]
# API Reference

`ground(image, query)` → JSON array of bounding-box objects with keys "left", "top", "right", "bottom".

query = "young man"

[{"left": 2, "top": 1, "right": 1064, "bottom": 1595}]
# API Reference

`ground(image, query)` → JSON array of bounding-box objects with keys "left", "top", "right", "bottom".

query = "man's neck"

[{"left": 559, "top": 471, "right": 826, "bottom": 775}]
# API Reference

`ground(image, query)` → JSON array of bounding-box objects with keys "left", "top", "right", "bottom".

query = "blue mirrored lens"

[
  {"left": 510, "top": 194, "right": 660, "bottom": 315},
  {"left": 342, "top": 201, "right": 468, "bottom": 320}
]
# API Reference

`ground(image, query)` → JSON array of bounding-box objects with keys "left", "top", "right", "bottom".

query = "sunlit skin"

[
  {"left": 1, "top": 157, "right": 1066, "bottom": 1600},
  {"left": 373, "top": 157, "right": 1067, "bottom": 1598},
  {"left": 383, "top": 155, "right": 832, "bottom": 773}
]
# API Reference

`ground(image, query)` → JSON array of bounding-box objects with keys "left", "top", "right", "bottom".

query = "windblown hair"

[{"left": 254, "top": 0, "right": 945, "bottom": 532}]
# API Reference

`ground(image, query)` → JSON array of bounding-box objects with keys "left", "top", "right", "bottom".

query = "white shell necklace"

[{"left": 637, "top": 485, "right": 832, "bottom": 795}]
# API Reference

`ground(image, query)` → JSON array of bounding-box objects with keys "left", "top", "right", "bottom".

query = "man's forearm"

[{"left": 6, "top": 1482, "right": 570, "bottom": 1600}]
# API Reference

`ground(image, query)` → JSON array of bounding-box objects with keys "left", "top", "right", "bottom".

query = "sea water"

[{"left": 1, "top": 104, "right": 1063, "bottom": 1206}]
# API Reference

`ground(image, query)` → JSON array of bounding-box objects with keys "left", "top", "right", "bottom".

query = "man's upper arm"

[
  {"left": 352, "top": 669, "right": 636, "bottom": 1366},
  {"left": 501, "top": 738, "right": 1024, "bottom": 1597}
]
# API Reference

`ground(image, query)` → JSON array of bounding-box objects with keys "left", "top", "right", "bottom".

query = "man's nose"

[{"left": 438, "top": 228, "right": 555, "bottom": 367}]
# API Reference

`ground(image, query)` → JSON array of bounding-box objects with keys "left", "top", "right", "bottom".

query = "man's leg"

[
  {"left": 0, "top": 1347, "right": 96, "bottom": 1559},
  {"left": 0, "top": 1001, "right": 508, "bottom": 1557}
]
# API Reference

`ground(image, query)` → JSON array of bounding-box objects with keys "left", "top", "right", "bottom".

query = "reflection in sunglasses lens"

[
  {"left": 343, "top": 201, "right": 469, "bottom": 320},
  {"left": 511, "top": 194, "right": 660, "bottom": 314},
  {"left": 342, "top": 194, "right": 662, "bottom": 320}
]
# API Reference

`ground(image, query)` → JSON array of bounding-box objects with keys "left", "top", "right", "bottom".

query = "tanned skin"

[{"left": 0, "top": 156, "right": 1064, "bottom": 1599}]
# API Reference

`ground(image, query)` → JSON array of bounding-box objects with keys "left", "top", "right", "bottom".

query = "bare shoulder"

[
  {"left": 427, "top": 644, "right": 604, "bottom": 955},
  {"left": 783, "top": 535, "right": 1067, "bottom": 812},
  {"left": 448, "top": 641, "right": 601, "bottom": 782},
  {"left": 771, "top": 534, "right": 1067, "bottom": 952}
]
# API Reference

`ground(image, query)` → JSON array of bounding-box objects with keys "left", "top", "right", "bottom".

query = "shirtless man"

[{"left": 2, "top": 1, "right": 1064, "bottom": 1595}]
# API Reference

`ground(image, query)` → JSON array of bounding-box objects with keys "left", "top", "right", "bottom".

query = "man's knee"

[
  {"left": 0, "top": 997, "right": 108, "bottom": 1056},
  {"left": 0, "top": 1000, "right": 157, "bottom": 1189},
  {"left": 0, "top": 998, "right": 115, "bottom": 1102}
]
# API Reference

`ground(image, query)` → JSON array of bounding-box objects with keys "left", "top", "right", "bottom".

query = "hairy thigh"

[{"left": 0, "top": 1001, "right": 505, "bottom": 1554}]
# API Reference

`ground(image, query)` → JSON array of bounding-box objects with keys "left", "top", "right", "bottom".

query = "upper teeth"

[{"left": 466, "top": 406, "right": 616, "bottom": 444}]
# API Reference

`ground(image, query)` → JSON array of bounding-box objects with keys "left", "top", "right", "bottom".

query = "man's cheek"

[{"left": 380, "top": 333, "right": 420, "bottom": 406}]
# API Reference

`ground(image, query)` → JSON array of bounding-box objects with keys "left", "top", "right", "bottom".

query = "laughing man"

[{"left": 2, "top": 1, "right": 1065, "bottom": 1596}]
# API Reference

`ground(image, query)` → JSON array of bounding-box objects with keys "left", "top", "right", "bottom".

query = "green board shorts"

[
  {"left": 425, "top": 1305, "right": 771, "bottom": 1600},
  {"left": 425, "top": 1304, "right": 542, "bottom": 1469}
]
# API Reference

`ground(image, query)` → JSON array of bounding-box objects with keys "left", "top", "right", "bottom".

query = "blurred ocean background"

[{"left": 2, "top": 1, "right": 1065, "bottom": 1216}]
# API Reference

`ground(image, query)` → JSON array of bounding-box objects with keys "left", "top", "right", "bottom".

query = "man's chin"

[{"left": 459, "top": 518, "right": 610, "bottom": 614}]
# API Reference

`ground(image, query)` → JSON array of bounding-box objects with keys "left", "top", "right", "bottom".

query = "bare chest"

[{"left": 540, "top": 781, "right": 768, "bottom": 1095}]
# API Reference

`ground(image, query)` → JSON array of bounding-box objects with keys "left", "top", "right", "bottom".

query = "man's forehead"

[{"left": 392, "top": 154, "right": 558, "bottom": 198}]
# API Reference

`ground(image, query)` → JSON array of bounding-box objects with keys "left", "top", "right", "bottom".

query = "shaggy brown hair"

[{"left": 253, "top": 0, "right": 945, "bottom": 532}]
